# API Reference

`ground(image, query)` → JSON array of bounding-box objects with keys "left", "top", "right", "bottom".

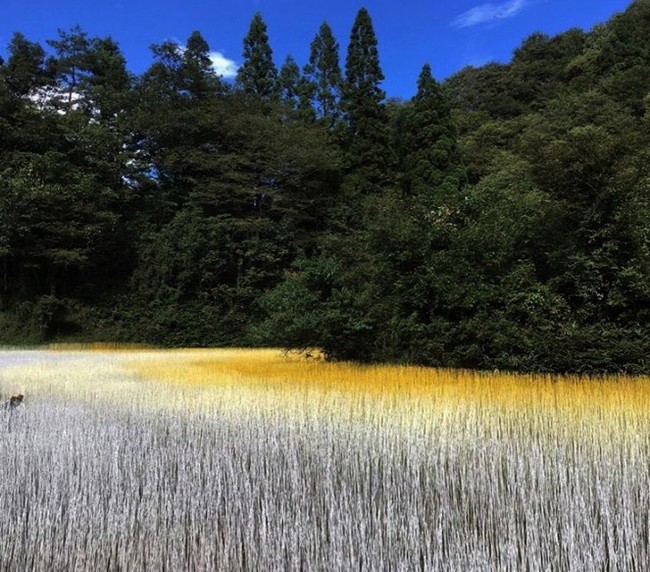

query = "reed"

[{"left": 1, "top": 348, "right": 648, "bottom": 570}]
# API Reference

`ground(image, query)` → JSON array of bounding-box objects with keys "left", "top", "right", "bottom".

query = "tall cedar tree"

[
  {"left": 184, "top": 31, "right": 222, "bottom": 99},
  {"left": 279, "top": 55, "right": 317, "bottom": 122},
  {"left": 304, "top": 22, "right": 343, "bottom": 127},
  {"left": 278, "top": 55, "right": 301, "bottom": 108},
  {"left": 402, "top": 64, "right": 462, "bottom": 198},
  {"left": 342, "top": 8, "right": 391, "bottom": 191},
  {"left": 235, "top": 12, "right": 278, "bottom": 98}
]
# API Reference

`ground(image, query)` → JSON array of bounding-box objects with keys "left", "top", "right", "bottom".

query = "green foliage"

[
  {"left": 1, "top": 3, "right": 649, "bottom": 372},
  {"left": 341, "top": 8, "right": 392, "bottom": 191},
  {"left": 257, "top": 256, "right": 376, "bottom": 359},
  {"left": 183, "top": 31, "right": 223, "bottom": 99},
  {"left": 47, "top": 25, "right": 92, "bottom": 104},
  {"left": 304, "top": 22, "right": 343, "bottom": 127},
  {"left": 278, "top": 55, "right": 301, "bottom": 109},
  {"left": 398, "top": 64, "right": 464, "bottom": 198},
  {"left": 438, "top": 0, "right": 650, "bottom": 371},
  {"left": 235, "top": 12, "right": 278, "bottom": 99},
  {"left": 3, "top": 32, "right": 50, "bottom": 95}
]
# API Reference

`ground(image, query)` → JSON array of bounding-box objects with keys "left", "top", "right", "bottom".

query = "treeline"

[{"left": 1, "top": 2, "right": 649, "bottom": 372}]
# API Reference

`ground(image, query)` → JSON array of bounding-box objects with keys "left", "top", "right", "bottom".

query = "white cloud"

[
  {"left": 175, "top": 42, "right": 239, "bottom": 79},
  {"left": 453, "top": 0, "right": 527, "bottom": 29},
  {"left": 209, "top": 52, "right": 239, "bottom": 79}
]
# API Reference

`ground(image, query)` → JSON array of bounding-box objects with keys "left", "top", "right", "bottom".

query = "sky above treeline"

[{"left": 0, "top": 0, "right": 633, "bottom": 99}]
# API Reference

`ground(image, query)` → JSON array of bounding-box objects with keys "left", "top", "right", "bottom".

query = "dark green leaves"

[{"left": 236, "top": 13, "right": 278, "bottom": 99}]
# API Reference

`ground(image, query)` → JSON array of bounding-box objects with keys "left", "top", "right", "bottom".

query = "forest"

[{"left": 0, "top": 1, "right": 649, "bottom": 373}]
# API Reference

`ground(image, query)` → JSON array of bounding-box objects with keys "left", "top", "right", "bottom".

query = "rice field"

[{"left": 1, "top": 347, "right": 649, "bottom": 571}]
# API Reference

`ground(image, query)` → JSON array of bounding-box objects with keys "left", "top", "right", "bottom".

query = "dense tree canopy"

[{"left": 1, "top": 2, "right": 649, "bottom": 373}]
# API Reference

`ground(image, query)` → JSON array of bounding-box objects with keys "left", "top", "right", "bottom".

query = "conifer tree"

[
  {"left": 279, "top": 55, "right": 300, "bottom": 108},
  {"left": 402, "top": 64, "right": 462, "bottom": 196},
  {"left": 279, "top": 55, "right": 316, "bottom": 121},
  {"left": 235, "top": 12, "right": 278, "bottom": 98},
  {"left": 183, "top": 31, "right": 221, "bottom": 98},
  {"left": 304, "top": 22, "right": 342, "bottom": 126},
  {"left": 85, "top": 37, "right": 131, "bottom": 119},
  {"left": 47, "top": 25, "right": 92, "bottom": 103},
  {"left": 296, "top": 76, "right": 317, "bottom": 123},
  {"left": 342, "top": 8, "right": 391, "bottom": 190},
  {"left": 3, "top": 33, "right": 48, "bottom": 96}
]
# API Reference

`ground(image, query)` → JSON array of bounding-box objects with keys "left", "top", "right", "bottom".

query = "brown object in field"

[{"left": 9, "top": 394, "right": 24, "bottom": 408}]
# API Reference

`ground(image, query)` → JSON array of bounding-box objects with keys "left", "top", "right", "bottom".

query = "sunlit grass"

[
  {"left": 47, "top": 342, "right": 156, "bottom": 351},
  {"left": 127, "top": 348, "right": 650, "bottom": 424},
  {"left": 1, "top": 348, "right": 649, "bottom": 570}
]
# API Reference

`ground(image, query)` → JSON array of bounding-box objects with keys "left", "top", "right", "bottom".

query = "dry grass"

[
  {"left": 128, "top": 348, "right": 650, "bottom": 429},
  {"left": 1, "top": 348, "right": 649, "bottom": 570}
]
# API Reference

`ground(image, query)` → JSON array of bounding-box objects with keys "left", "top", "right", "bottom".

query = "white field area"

[{"left": 1, "top": 348, "right": 649, "bottom": 571}]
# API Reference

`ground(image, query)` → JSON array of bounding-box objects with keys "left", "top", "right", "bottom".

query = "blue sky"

[{"left": 0, "top": 0, "right": 633, "bottom": 99}]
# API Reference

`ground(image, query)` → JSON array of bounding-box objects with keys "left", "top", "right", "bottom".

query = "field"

[{"left": 1, "top": 348, "right": 649, "bottom": 570}]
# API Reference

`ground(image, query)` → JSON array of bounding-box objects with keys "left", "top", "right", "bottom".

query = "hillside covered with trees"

[{"left": 1, "top": 1, "right": 649, "bottom": 373}]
